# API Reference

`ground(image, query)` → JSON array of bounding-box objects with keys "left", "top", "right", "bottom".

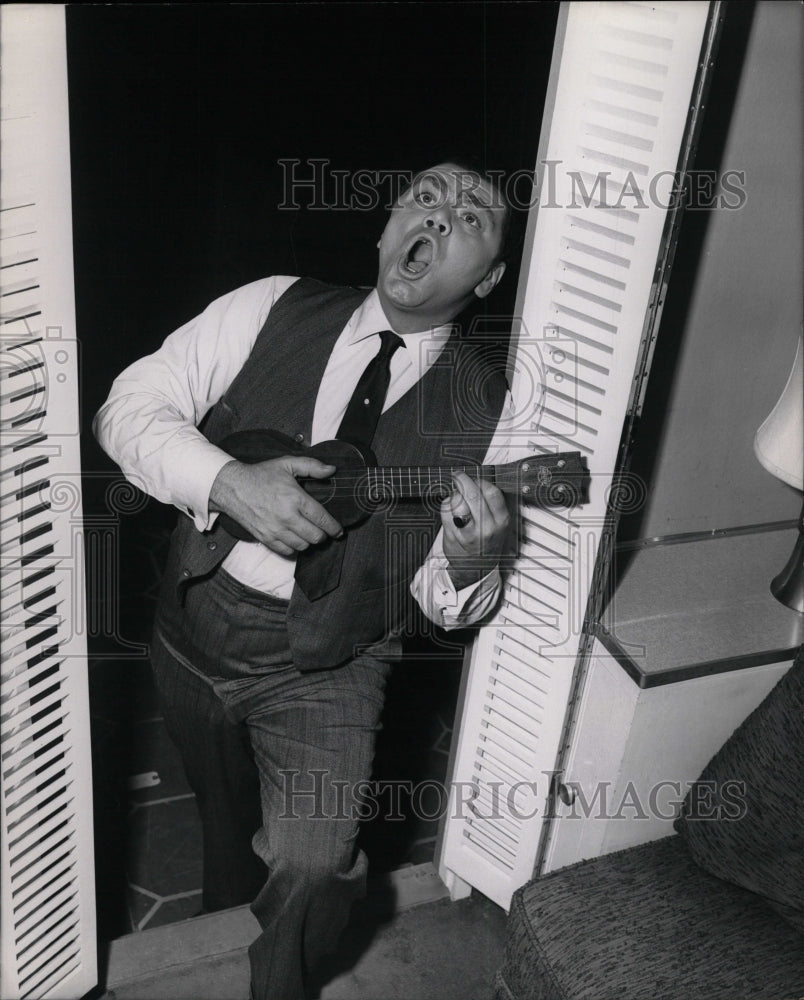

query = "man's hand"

[
  {"left": 209, "top": 456, "right": 343, "bottom": 556},
  {"left": 441, "top": 472, "right": 510, "bottom": 590}
]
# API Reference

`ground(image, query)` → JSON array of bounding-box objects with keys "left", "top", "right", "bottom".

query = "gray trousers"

[{"left": 152, "top": 567, "right": 394, "bottom": 999}]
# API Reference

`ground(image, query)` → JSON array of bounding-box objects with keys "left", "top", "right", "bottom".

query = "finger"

[
  {"left": 463, "top": 473, "right": 501, "bottom": 527},
  {"left": 443, "top": 494, "right": 472, "bottom": 518},
  {"left": 441, "top": 505, "right": 473, "bottom": 534},
  {"left": 458, "top": 477, "right": 508, "bottom": 528},
  {"left": 440, "top": 493, "right": 471, "bottom": 530},
  {"left": 441, "top": 495, "right": 465, "bottom": 518},
  {"left": 283, "top": 517, "right": 328, "bottom": 547},
  {"left": 476, "top": 479, "right": 510, "bottom": 523},
  {"left": 449, "top": 480, "right": 509, "bottom": 537},
  {"left": 451, "top": 472, "right": 480, "bottom": 508},
  {"left": 299, "top": 497, "right": 343, "bottom": 538},
  {"left": 446, "top": 472, "right": 478, "bottom": 520},
  {"left": 275, "top": 524, "right": 325, "bottom": 552},
  {"left": 259, "top": 535, "right": 296, "bottom": 557},
  {"left": 284, "top": 456, "right": 337, "bottom": 479},
  {"left": 439, "top": 498, "right": 463, "bottom": 530}
]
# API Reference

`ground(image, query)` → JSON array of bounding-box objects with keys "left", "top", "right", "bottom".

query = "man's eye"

[
  {"left": 462, "top": 211, "right": 480, "bottom": 228},
  {"left": 416, "top": 190, "right": 436, "bottom": 206}
]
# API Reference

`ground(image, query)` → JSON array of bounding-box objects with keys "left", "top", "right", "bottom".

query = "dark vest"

[{"left": 159, "top": 278, "right": 508, "bottom": 671}]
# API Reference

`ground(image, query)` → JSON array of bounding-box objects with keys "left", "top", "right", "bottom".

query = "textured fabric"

[
  {"left": 495, "top": 836, "right": 804, "bottom": 1000},
  {"left": 167, "top": 277, "right": 507, "bottom": 670},
  {"left": 150, "top": 635, "right": 269, "bottom": 913},
  {"left": 493, "top": 970, "right": 517, "bottom": 1000},
  {"left": 152, "top": 568, "right": 393, "bottom": 1000},
  {"left": 675, "top": 647, "right": 804, "bottom": 933}
]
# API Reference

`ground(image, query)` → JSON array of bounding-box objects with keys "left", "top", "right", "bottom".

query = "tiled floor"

[
  {"left": 104, "top": 887, "right": 509, "bottom": 1000},
  {"left": 123, "top": 716, "right": 202, "bottom": 929}
]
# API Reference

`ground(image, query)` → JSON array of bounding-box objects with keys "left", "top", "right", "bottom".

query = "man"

[{"left": 95, "top": 161, "right": 516, "bottom": 999}]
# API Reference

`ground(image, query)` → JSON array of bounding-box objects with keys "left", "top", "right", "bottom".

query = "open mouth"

[{"left": 400, "top": 236, "right": 434, "bottom": 277}]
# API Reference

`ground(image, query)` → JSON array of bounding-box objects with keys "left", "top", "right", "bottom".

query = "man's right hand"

[{"left": 209, "top": 456, "right": 343, "bottom": 556}]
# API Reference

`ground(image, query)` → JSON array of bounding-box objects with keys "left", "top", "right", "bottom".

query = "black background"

[
  {"left": 66, "top": 2, "right": 559, "bottom": 939},
  {"left": 68, "top": 2, "right": 559, "bottom": 446}
]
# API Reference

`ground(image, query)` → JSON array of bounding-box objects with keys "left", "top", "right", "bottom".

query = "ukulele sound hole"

[{"left": 305, "top": 477, "right": 338, "bottom": 506}]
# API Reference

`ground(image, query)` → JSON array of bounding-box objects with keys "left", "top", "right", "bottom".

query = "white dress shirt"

[{"left": 93, "top": 276, "right": 513, "bottom": 627}]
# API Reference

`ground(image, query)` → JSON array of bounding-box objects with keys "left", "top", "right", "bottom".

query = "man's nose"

[{"left": 424, "top": 211, "right": 451, "bottom": 236}]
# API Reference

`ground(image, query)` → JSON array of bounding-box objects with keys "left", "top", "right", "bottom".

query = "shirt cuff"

[
  {"left": 156, "top": 441, "right": 234, "bottom": 532},
  {"left": 411, "top": 557, "right": 502, "bottom": 629}
]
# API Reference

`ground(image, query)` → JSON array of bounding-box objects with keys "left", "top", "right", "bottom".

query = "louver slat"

[
  {"left": 9, "top": 830, "right": 76, "bottom": 890},
  {"left": 1, "top": 6, "right": 97, "bottom": 999},
  {"left": 438, "top": 0, "right": 712, "bottom": 910},
  {"left": 13, "top": 863, "right": 77, "bottom": 925}
]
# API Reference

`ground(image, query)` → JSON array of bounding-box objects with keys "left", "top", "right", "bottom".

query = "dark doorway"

[{"left": 67, "top": 2, "right": 558, "bottom": 939}]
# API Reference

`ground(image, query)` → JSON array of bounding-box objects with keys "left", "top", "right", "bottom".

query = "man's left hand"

[{"left": 441, "top": 472, "right": 510, "bottom": 590}]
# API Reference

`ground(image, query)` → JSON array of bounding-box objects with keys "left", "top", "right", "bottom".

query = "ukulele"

[{"left": 216, "top": 429, "right": 590, "bottom": 542}]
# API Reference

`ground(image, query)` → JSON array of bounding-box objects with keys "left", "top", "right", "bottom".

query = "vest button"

[
  {"left": 182, "top": 569, "right": 191, "bottom": 578},
  {"left": 294, "top": 432, "right": 305, "bottom": 443},
  {"left": 207, "top": 541, "right": 218, "bottom": 551}
]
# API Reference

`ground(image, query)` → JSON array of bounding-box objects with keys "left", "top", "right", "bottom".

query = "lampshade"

[
  {"left": 754, "top": 333, "right": 804, "bottom": 490},
  {"left": 754, "top": 332, "right": 804, "bottom": 613}
]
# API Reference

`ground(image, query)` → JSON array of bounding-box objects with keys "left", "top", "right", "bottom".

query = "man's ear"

[{"left": 474, "top": 261, "right": 506, "bottom": 299}]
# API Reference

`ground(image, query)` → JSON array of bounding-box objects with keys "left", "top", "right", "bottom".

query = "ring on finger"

[{"left": 453, "top": 513, "right": 472, "bottom": 529}]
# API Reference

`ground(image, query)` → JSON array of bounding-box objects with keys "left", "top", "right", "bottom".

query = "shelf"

[{"left": 597, "top": 527, "right": 803, "bottom": 687}]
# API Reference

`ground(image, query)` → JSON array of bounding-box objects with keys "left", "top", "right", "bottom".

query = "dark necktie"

[
  {"left": 335, "top": 329, "right": 405, "bottom": 446},
  {"left": 294, "top": 330, "right": 405, "bottom": 601}
]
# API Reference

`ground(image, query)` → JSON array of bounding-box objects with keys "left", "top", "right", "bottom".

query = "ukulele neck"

[{"left": 365, "top": 464, "right": 500, "bottom": 500}]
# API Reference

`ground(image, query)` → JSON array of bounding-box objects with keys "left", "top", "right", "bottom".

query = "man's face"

[{"left": 376, "top": 162, "right": 507, "bottom": 333}]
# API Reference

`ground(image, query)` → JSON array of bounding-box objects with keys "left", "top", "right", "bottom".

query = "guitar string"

[
  {"left": 297, "top": 468, "right": 569, "bottom": 487},
  {"left": 300, "top": 470, "right": 514, "bottom": 494}
]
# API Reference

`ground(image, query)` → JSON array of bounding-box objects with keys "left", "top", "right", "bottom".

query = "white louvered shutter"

[
  {"left": 438, "top": 0, "right": 713, "bottom": 910},
  {"left": 1, "top": 6, "right": 98, "bottom": 998}
]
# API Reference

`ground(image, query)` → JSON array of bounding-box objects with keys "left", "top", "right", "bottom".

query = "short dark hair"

[{"left": 406, "top": 156, "right": 521, "bottom": 268}]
